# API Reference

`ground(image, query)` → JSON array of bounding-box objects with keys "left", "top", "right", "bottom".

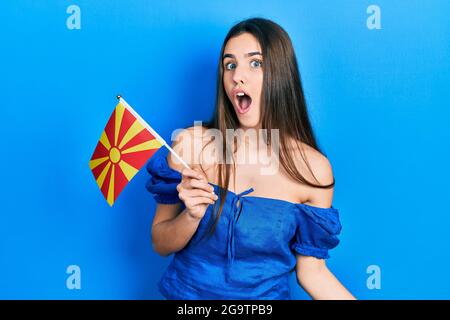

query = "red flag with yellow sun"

[{"left": 89, "top": 97, "right": 171, "bottom": 206}]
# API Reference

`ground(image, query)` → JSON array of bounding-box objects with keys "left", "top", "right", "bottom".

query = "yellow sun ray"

[
  {"left": 99, "top": 131, "right": 111, "bottom": 150},
  {"left": 121, "top": 139, "right": 162, "bottom": 154},
  {"left": 107, "top": 165, "right": 115, "bottom": 206},
  {"left": 114, "top": 103, "right": 125, "bottom": 146},
  {"left": 118, "top": 120, "right": 145, "bottom": 149},
  {"left": 96, "top": 161, "right": 111, "bottom": 189},
  {"left": 89, "top": 156, "right": 109, "bottom": 170},
  {"left": 118, "top": 160, "right": 139, "bottom": 181}
]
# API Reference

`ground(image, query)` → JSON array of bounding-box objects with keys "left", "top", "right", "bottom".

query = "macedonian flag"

[{"left": 89, "top": 97, "right": 165, "bottom": 206}]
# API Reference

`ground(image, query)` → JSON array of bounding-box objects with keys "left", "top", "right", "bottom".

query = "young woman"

[{"left": 146, "top": 18, "right": 355, "bottom": 300}]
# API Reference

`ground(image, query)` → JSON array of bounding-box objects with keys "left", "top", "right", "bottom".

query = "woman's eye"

[
  {"left": 225, "top": 62, "right": 236, "bottom": 70},
  {"left": 250, "top": 59, "right": 263, "bottom": 68}
]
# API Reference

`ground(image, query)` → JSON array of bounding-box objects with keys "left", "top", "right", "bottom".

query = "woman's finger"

[
  {"left": 187, "top": 179, "right": 214, "bottom": 193},
  {"left": 180, "top": 188, "right": 217, "bottom": 201},
  {"left": 181, "top": 168, "right": 205, "bottom": 181},
  {"left": 184, "top": 197, "right": 215, "bottom": 208},
  {"left": 179, "top": 178, "right": 212, "bottom": 193}
]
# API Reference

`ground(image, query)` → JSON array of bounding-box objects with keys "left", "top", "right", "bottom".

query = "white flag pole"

[{"left": 117, "top": 95, "right": 191, "bottom": 170}]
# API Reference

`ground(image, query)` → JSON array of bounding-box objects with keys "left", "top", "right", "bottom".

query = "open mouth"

[{"left": 235, "top": 92, "right": 252, "bottom": 114}]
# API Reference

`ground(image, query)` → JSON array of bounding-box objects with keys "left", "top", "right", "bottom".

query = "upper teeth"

[{"left": 237, "top": 92, "right": 245, "bottom": 97}]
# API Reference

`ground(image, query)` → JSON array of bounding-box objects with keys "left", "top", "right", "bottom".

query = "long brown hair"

[{"left": 198, "top": 18, "right": 334, "bottom": 236}]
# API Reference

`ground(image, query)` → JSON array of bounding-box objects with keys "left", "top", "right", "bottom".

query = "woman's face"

[{"left": 223, "top": 32, "right": 263, "bottom": 130}]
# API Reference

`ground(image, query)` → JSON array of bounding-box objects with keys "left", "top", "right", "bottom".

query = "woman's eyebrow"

[{"left": 222, "top": 51, "right": 263, "bottom": 60}]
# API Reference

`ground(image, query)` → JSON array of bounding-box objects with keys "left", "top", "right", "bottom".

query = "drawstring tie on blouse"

[{"left": 225, "top": 187, "right": 254, "bottom": 282}]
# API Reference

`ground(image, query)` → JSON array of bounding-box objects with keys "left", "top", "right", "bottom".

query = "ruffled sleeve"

[
  {"left": 291, "top": 204, "right": 342, "bottom": 259},
  {"left": 145, "top": 151, "right": 182, "bottom": 204}
]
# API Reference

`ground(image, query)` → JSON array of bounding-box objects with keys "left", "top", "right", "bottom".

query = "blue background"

[{"left": 1, "top": 0, "right": 449, "bottom": 299}]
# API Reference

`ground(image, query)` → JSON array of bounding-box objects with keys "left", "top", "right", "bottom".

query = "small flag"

[{"left": 89, "top": 97, "right": 165, "bottom": 206}]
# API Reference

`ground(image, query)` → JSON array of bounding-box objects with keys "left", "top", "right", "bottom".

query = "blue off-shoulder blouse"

[{"left": 146, "top": 151, "right": 342, "bottom": 300}]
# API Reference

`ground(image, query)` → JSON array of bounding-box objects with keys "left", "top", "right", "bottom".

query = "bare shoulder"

[
  {"left": 302, "top": 143, "right": 334, "bottom": 187},
  {"left": 289, "top": 140, "right": 335, "bottom": 207},
  {"left": 167, "top": 125, "right": 215, "bottom": 173}
]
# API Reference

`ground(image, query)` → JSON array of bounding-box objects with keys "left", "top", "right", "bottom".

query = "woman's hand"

[{"left": 177, "top": 168, "right": 218, "bottom": 221}]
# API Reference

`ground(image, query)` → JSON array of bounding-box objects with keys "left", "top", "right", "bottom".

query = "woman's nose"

[{"left": 232, "top": 66, "right": 247, "bottom": 85}]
